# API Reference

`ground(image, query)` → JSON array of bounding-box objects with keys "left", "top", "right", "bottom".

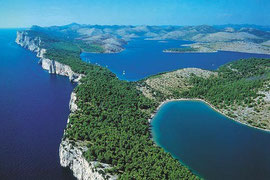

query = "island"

[
  {"left": 16, "top": 24, "right": 270, "bottom": 180},
  {"left": 159, "top": 25, "right": 270, "bottom": 54},
  {"left": 163, "top": 47, "right": 202, "bottom": 53}
]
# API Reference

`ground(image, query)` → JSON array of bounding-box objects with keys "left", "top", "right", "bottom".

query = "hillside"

[
  {"left": 30, "top": 23, "right": 270, "bottom": 55},
  {"left": 17, "top": 24, "right": 270, "bottom": 179},
  {"left": 17, "top": 26, "right": 200, "bottom": 179},
  {"left": 139, "top": 58, "right": 270, "bottom": 130}
]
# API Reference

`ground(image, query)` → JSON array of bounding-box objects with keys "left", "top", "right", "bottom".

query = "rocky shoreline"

[
  {"left": 149, "top": 98, "right": 270, "bottom": 133},
  {"left": 16, "top": 31, "right": 115, "bottom": 180},
  {"left": 183, "top": 41, "right": 270, "bottom": 55},
  {"left": 142, "top": 66, "right": 270, "bottom": 132},
  {"left": 162, "top": 49, "right": 217, "bottom": 53},
  {"left": 163, "top": 41, "right": 270, "bottom": 55},
  {"left": 16, "top": 31, "right": 83, "bottom": 82},
  {"left": 60, "top": 92, "right": 117, "bottom": 180},
  {"left": 59, "top": 139, "right": 117, "bottom": 180}
]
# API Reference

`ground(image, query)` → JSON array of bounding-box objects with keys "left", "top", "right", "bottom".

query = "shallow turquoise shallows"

[{"left": 151, "top": 101, "right": 270, "bottom": 180}]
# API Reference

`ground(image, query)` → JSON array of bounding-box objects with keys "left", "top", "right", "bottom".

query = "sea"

[{"left": 1, "top": 29, "right": 270, "bottom": 179}]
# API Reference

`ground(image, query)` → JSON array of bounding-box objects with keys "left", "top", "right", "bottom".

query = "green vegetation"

[
  {"left": 27, "top": 29, "right": 105, "bottom": 53},
  {"left": 141, "top": 58, "right": 270, "bottom": 130},
  {"left": 76, "top": 41, "right": 105, "bottom": 53},
  {"left": 26, "top": 30, "right": 199, "bottom": 179},
  {"left": 164, "top": 47, "right": 199, "bottom": 53},
  {"left": 48, "top": 41, "right": 80, "bottom": 52},
  {"left": 182, "top": 58, "right": 270, "bottom": 109}
]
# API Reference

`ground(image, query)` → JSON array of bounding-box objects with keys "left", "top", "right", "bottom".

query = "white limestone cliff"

[
  {"left": 16, "top": 31, "right": 117, "bottom": 180},
  {"left": 59, "top": 92, "right": 117, "bottom": 180},
  {"left": 69, "top": 92, "right": 78, "bottom": 114},
  {"left": 16, "top": 31, "right": 82, "bottom": 82},
  {"left": 59, "top": 139, "right": 117, "bottom": 180}
]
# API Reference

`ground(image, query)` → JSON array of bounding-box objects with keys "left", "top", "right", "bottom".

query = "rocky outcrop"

[
  {"left": 16, "top": 31, "right": 41, "bottom": 53},
  {"left": 16, "top": 31, "right": 82, "bottom": 82},
  {"left": 141, "top": 68, "right": 217, "bottom": 97},
  {"left": 59, "top": 139, "right": 117, "bottom": 180},
  {"left": 69, "top": 92, "right": 78, "bottom": 113},
  {"left": 39, "top": 56, "right": 82, "bottom": 82},
  {"left": 59, "top": 93, "right": 117, "bottom": 180}
]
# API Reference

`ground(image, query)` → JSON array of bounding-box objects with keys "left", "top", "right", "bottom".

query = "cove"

[
  {"left": 0, "top": 29, "right": 75, "bottom": 179},
  {"left": 81, "top": 38, "right": 270, "bottom": 81},
  {"left": 151, "top": 100, "right": 270, "bottom": 180}
]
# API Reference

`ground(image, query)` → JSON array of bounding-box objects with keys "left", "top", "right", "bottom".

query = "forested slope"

[
  {"left": 26, "top": 28, "right": 200, "bottom": 179},
  {"left": 141, "top": 58, "right": 270, "bottom": 130},
  {"left": 24, "top": 26, "right": 270, "bottom": 179}
]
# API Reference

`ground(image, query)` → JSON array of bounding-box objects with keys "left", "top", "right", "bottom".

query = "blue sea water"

[
  {"left": 82, "top": 38, "right": 270, "bottom": 179},
  {"left": 1, "top": 29, "right": 270, "bottom": 180},
  {"left": 81, "top": 38, "right": 270, "bottom": 81},
  {"left": 151, "top": 101, "right": 270, "bottom": 180},
  {"left": 0, "top": 29, "right": 75, "bottom": 179}
]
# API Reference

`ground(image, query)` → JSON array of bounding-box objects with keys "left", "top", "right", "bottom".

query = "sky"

[{"left": 0, "top": 0, "right": 269, "bottom": 28}]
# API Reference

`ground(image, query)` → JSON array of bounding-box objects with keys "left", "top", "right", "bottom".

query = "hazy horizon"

[
  {"left": 2, "top": 23, "right": 270, "bottom": 29},
  {"left": 0, "top": 0, "right": 269, "bottom": 28}
]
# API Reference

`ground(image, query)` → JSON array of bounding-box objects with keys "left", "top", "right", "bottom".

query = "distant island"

[
  {"left": 28, "top": 23, "right": 270, "bottom": 55},
  {"left": 160, "top": 26, "right": 270, "bottom": 54},
  {"left": 16, "top": 23, "right": 270, "bottom": 180},
  {"left": 163, "top": 47, "right": 207, "bottom": 53}
]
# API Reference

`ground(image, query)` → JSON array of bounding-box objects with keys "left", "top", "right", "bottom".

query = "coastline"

[
  {"left": 163, "top": 49, "right": 270, "bottom": 55},
  {"left": 181, "top": 43, "right": 270, "bottom": 55},
  {"left": 149, "top": 98, "right": 270, "bottom": 133},
  {"left": 15, "top": 31, "right": 116, "bottom": 180},
  {"left": 15, "top": 29, "right": 270, "bottom": 179},
  {"left": 162, "top": 50, "right": 217, "bottom": 54}
]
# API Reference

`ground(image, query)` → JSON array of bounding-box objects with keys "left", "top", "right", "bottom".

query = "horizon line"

[{"left": 1, "top": 23, "right": 270, "bottom": 29}]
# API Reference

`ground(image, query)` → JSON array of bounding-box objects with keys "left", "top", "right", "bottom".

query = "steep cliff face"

[
  {"left": 59, "top": 139, "right": 117, "bottom": 180},
  {"left": 69, "top": 92, "right": 78, "bottom": 114},
  {"left": 39, "top": 56, "right": 82, "bottom": 82},
  {"left": 16, "top": 31, "right": 116, "bottom": 180},
  {"left": 59, "top": 93, "right": 117, "bottom": 180},
  {"left": 16, "top": 31, "right": 41, "bottom": 53},
  {"left": 16, "top": 31, "right": 82, "bottom": 82}
]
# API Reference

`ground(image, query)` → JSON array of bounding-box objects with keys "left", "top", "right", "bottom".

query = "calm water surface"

[
  {"left": 81, "top": 38, "right": 270, "bottom": 81},
  {"left": 151, "top": 101, "right": 270, "bottom": 180},
  {"left": 0, "top": 29, "right": 75, "bottom": 179},
  {"left": 1, "top": 29, "right": 270, "bottom": 179},
  {"left": 84, "top": 39, "right": 270, "bottom": 179}
]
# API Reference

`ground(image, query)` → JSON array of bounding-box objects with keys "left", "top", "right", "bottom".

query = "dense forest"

[
  {"left": 140, "top": 58, "right": 270, "bottom": 129},
  {"left": 142, "top": 57, "right": 270, "bottom": 129},
  {"left": 182, "top": 58, "right": 270, "bottom": 110},
  {"left": 25, "top": 29, "right": 270, "bottom": 178},
  {"left": 26, "top": 30, "right": 200, "bottom": 179}
]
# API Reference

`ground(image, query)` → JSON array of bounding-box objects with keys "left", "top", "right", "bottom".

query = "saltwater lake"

[
  {"left": 82, "top": 38, "right": 270, "bottom": 179},
  {"left": 0, "top": 29, "right": 75, "bottom": 179},
  {"left": 151, "top": 101, "right": 270, "bottom": 180},
  {"left": 1, "top": 29, "right": 270, "bottom": 179}
]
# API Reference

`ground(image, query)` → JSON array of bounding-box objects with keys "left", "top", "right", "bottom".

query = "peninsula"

[
  {"left": 16, "top": 24, "right": 199, "bottom": 180},
  {"left": 16, "top": 24, "right": 270, "bottom": 179},
  {"left": 138, "top": 59, "right": 270, "bottom": 130}
]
